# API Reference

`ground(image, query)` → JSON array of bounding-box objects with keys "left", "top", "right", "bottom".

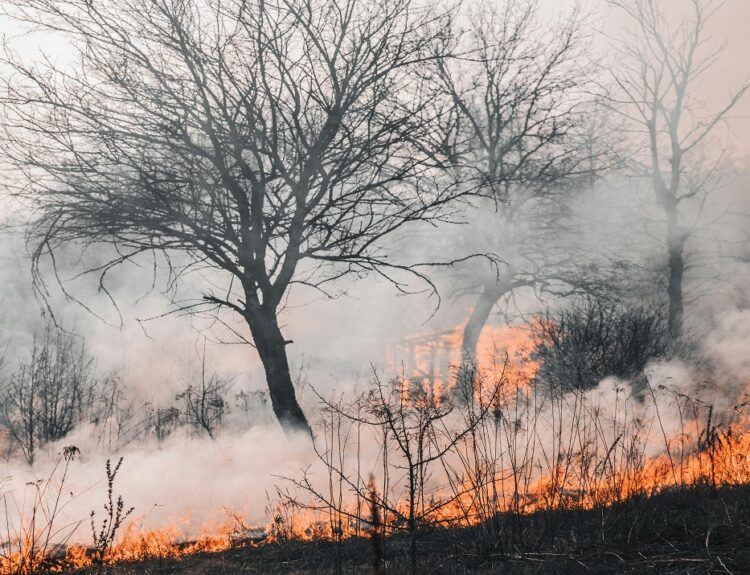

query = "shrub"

[{"left": 532, "top": 297, "right": 670, "bottom": 393}]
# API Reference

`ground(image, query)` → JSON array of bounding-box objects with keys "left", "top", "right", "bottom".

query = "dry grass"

[{"left": 64, "top": 483, "right": 750, "bottom": 575}]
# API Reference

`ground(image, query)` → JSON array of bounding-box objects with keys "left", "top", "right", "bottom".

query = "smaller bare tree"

[
  {"left": 176, "top": 350, "right": 232, "bottom": 439},
  {"left": 0, "top": 322, "right": 99, "bottom": 464},
  {"left": 431, "top": 0, "right": 605, "bottom": 385},
  {"left": 280, "top": 372, "right": 499, "bottom": 575}
]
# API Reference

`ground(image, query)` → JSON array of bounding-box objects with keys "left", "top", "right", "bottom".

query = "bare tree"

[
  {"left": 177, "top": 350, "right": 231, "bottom": 439},
  {"left": 606, "top": 0, "right": 749, "bottom": 337},
  {"left": 433, "top": 0, "right": 600, "bottom": 378},
  {"left": 0, "top": 0, "right": 464, "bottom": 434},
  {"left": 0, "top": 322, "right": 99, "bottom": 464}
]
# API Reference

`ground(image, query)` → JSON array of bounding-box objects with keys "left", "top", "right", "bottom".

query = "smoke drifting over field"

[
  {"left": 0, "top": 175, "right": 748, "bottom": 539},
  {"left": 0, "top": 0, "right": 748, "bottom": 566}
]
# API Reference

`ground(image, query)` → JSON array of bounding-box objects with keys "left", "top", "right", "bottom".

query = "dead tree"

[
  {"left": 1, "top": 0, "right": 465, "bottom": 434},
  {"left": 606, "top": 0, "right": 749, "bottom": 338},
  {"left": 433, "top": 0, "right": 600, "bottom": 378}
]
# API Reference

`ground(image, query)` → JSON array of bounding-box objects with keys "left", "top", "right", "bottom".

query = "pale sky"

[
  {"left": 596, "top": 0, "right": 750, "bottom": 159},
  {"left": 3, "top": 0, "right": 747, "bottom": 155}
]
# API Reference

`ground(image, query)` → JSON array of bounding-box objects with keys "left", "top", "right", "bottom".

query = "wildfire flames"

[
  {"left": 386, "top": 323, "right": 540, "bottom": 403},
  {"left": 2, "top": 322, "right": 749, "bottom": 574}
]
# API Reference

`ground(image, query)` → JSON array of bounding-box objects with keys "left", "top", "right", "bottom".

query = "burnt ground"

[{"left": 70, "top": 484, "right": 750, "bottom": 575}]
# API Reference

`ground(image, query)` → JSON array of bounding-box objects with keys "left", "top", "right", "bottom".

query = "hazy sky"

[
  {"left": 0, "top": 0, "right": 747, "bottom": 397},
  {"left": 531, "top": 0, "right": 750, "bottom": 159},
  {"left": 1, "top": 0, "right": 747, "bottom": 150},
  {"left": 601, "top": 0, "right": 750, "bottom": 158}
]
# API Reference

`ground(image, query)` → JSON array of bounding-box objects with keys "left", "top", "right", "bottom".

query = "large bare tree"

[
  {"left": 607, "top": 0, "right": 749, "bottom": 338},
  {"left": 0, "top": 0, "right": 462, "bottom": 434},
  {"left": 433, "top": 0, "right": 599, "bottom": 375}
]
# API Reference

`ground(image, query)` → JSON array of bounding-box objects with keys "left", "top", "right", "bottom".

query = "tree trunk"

[
  {"left": 459, "top": 283, "right": 509, "bottom": 372},
  {"left": 666, "top": 212, "right": 685, "bottom": 338},
  {"left": 244, "top": 309, "right": 312, "bottom": 435},
  {"left": 408, "top": 471, "right": 417, "bottom": 575},
  {"left": 456, "top": 282, "right": 509, "bottom": 402}
]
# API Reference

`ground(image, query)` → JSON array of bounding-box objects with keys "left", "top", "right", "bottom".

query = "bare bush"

[
  {"left": 176, "top": 353, "right": 232, "bottom": 440},
  {"left": 0, "top": 324, "right": 101, "bottom": 464},
  {"left": 531, "top": 298, "right": 671, "bottom": 393},
  {"left": 177, "top": 376, "right": 229, "bottom": 440},
  {"left": 280, "top": 373, "right": 499, "bottom": 574}
]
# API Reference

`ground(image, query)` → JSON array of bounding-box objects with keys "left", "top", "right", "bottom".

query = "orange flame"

[{"left": 1, "top": 323, "right": 748, "bottom": 574}]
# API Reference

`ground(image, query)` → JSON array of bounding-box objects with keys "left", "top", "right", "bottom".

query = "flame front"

[{"left": 1, "top": 323, "right": 749, "bottom": 574}]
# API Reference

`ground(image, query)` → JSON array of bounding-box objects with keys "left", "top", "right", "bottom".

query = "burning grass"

[
  {"left": 1, "top": 427, "right": 748, "bottom": 574},
  {"left": 38, "top": 482, "right": 750, "bottom": 574},
  {"left": 1, "top": 323, "right": 749, "bottom": 574}
]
